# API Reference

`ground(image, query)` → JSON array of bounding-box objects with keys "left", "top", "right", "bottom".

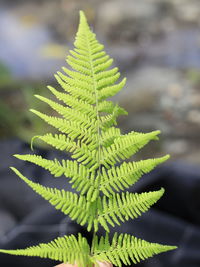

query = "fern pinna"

[{"left": 0, "top": 11, "right": 177, "bottom": 267}]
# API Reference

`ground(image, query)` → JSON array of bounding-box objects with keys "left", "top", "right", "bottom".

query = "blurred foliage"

[
  {"left": 0, "top": 61, "right": 54, "bottom": 144},
  {"left": 0, "top": 63, "right": 12, "bottom": 86},
  {"left": 40, "top": 43, "right": 69, "bottom": 59},
  {"left": 187, "top": 69, "right": 200, "bottom": 87}
]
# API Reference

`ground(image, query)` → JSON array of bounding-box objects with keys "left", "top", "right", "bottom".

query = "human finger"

[
  {"left": 96, "top": 261, "right": 113, "bottom": 267},
  {"left": 54, "top": 264, "right": 78, "bottom": 267}
]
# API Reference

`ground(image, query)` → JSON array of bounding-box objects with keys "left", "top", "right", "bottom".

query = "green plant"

[{"left": 0, "top": 11, "right": 177, "bottom": 266}]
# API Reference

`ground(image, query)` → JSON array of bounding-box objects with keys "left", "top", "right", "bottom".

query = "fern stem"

[{"left": 84, "top": 23, "right": 102, "bottom": 256}]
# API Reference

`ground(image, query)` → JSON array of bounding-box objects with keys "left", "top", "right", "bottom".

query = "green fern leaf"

[
  {"left": 32, "top": 133, "right": 84, "bottom": 151},
  {"left": 55, "top": 74, "right": 95, "bottom": 104},
  {"left": 0, "top": 10, "right": 177, "bottom": 265},
  {"left": 100, "top": 130, "right": 160, "bottom": 168},
  {"left": 32, "top": 133, "right": 98, "bottom": 169},
  {"left": 100, "top": 155, "right": 169, "bottom": 196},
  {"left": 97, "top": 189, "right": 164, "bottom": 231},
  {"left": 98, "top": 100, "right": 127, "bottom": 115},
  {"left": 100, "top": 105, "right": 127, "bottom": 129},
  {"left": 14, "top": 154, "right": 99, "bottom": 200},
  {"left": 98, "top": 78, "right": 127, "bottom": 101},
  {"left": 93, "top": 233, "right": 177, "bottom": 266},
  {"left": 101, "top": 127, "right": 121, "bottom": 147},
  {"left": 47, "top": 85, "right": 96, "bottom": 118},
  {"left": 34, "top": 94, "right": 96, "bottom": 126},
  {"left": 30, "top": 109, "right": 97, "bottom": 145},
  {"left": 10, "top": 167, "right": 97, "bottom": 231},
  {"left": 0, "top": 234, "right": 91, "bottom": 267},
  {"left": 14, "top": 154, "right": 66, "bottom": 177}
]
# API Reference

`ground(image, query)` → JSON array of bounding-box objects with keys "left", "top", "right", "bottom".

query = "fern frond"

[
  {"left": 0, "top": 234, "right": 91, "bottom": 267},
  {"left": 93, "top": 233, "right": 177, "bottom": 266},
  {"left": 57, "top": 71, "right": 93, "bottom": 93},
  {"left": 101, "top": 131, "right": 160, "bottom": 168},
  {"left": 98, "top": 78, "right": 127, "bottom": 101},
  {"left": 97, "top": 189, "right": 164, "bottom": 231},
  {"left": 100, "top": 105, "right": 127, "bottom": 129},
  {"left": 100, "top": 155, "right": 169, "bottom": 196},
  {"left": 10, "top": 167, "right": 97, "bottom": 231},
  {"left": 66, "top": 57, "right": 92, "bottom": 76},
  {"left": 63, "top": 160, "right": 98, "bottom": 201},
  {"left": 55, "top": 74, "right": 95, "bottom": 104},
  {"left": 1, "top": 11, "right": 177, "bottom": 265},
  {"left": 47, "top": 85, "right": 96, "bottom": 118},
  {"left": 33, "top": 133, "right": 78, "bottom": 151},
  {"left": 62, "top": 66, "right": 93, "bottom": 85},
  {"left": 97, "top": 72, "right": 120, "bottom": 90},
  {"left": 0, "top": 232, "right": 176, "bottom": 267},
  {"left": 32, "top": 133, "right": 78, "bottom": 151},
  {"left": 101, "top": 127, "right": 121, "bottom": 147},
  {"left": 96, "top": 67, "right": 119, "bottom": 81},
  {"left": 98, "top": 101, "right": 127, "bottom": 115},
  {"left": 14, "top": 154, "right": 99, "bottom": 201},
  {"left": 68, "top": 10, "right": 124, "bottom": 101},
  {"left": 30, "top": 109, "right": 97, "bottom": 145},
  {"left": 94, "top": 58, "right": 113, "bottom": 74},
  {"left": 34, "top": 94, "right": 96, "bottom": 126},
  {"left": 14, "top": 154, "right": 66, "bottom": 177},
  {"left": 32, "top": 133, "right": 98, "bottom": 169}
]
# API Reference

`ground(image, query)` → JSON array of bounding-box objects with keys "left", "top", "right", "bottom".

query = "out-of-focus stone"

[
  {"left": 106, "top": 45, "right": 142, "bottom": 72},
  {"left": 96, "top": 0, "right": 162, "bottom": 43},
  {"left": 163, "top": 139, "right": 189, "bottom": 155},
  {"left": 121, "top": 90, "right": 158, "bottom": 113},
  {"left": 167, "top": 83, "right": 183, "bottom": 99},
  {"left": 116, "top": 66, "right": 197, "bottom": 139},
  {"left": 98, "top": 0, "right": 158, "bottom": 23},
  {"left": 189, "top": 94, "right": 200, "bottom": 107},
  {"left": 187, "top": 110, "right": 200, "bottom": 124},
  {"left": 117, "top": 66, "right": 191, "bottom": 112},
  {"left": 173, "top": 0, "right": 200, "bottom": 24}
]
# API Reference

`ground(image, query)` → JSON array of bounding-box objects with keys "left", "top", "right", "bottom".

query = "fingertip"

[
  {"left": 54, "top": 264, "right": 78, "bottom": 267},
  {"left": 96, "top": 261, "right": 113, "bottom": 267}
]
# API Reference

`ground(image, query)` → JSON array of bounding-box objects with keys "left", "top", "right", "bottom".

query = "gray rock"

[
  {"left": 173, "top": 0, "right": 200, "bottom": 23},
  {"left": 116, "top": 66, "right": 195, "bottom": 138},
  {"left": 163, "top": 139, "right": 189, "bottom": 155},
  {"left": 98, "top": 0, "right": 158, "bottom": 23},
  {"left": 117, "top": 66, "right": 191, "bottom": 111},
  {"left": 96, "top": 0, "right": 161, "bottom": 43},
  {"left": 187, "top": 110, "right": 200, "bottom": 124}
]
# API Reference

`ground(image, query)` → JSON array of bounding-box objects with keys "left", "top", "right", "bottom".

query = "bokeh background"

[
  {"left": 1, "top": 0, "right": 200, "bottom": 161},
  {"left": 0, "top": 0, "right": 200, "bottom": 266}
]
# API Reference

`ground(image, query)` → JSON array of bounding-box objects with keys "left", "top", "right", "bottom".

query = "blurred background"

[
  {"left": 1, "top": 0, "right": 200, "bottom": 162},
  {"left": 0, "top": 0, "right": 200, "bottom": 266}
]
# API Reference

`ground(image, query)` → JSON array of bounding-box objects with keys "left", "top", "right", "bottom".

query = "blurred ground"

[{"left": 1, "top": 0, "right": 200, "bottom": 163}]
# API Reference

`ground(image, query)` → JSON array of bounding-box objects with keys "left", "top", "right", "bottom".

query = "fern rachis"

[{"left": 0, "top": 11, "right": 177, "bottom": 267}]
